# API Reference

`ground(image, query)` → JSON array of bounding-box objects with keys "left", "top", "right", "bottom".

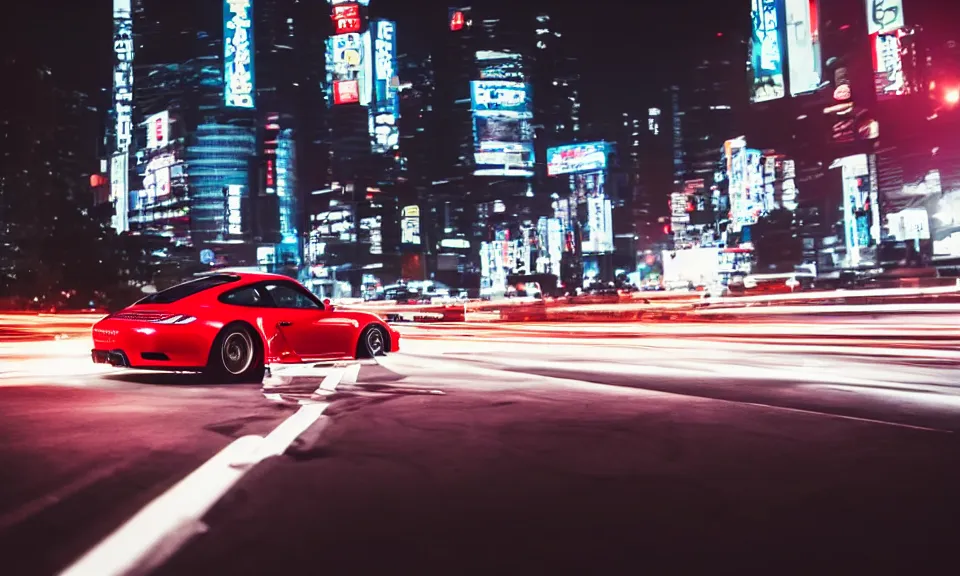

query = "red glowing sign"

[
  {"left": 449, "top": 10, "right": 464, "bottom": 31},
  {"left": 333, "top": 80, "right": 359, "bottom": 104},
  {"left": 332, "top": 3, "right": 361, "bottom": 34},
  {"left": 153, "top": 116, "right": 165, "bottom": 144}
]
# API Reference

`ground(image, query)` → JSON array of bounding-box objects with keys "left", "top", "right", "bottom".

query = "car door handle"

[{"left": 278, "top": 321, "right": 293, "bottom": 327}]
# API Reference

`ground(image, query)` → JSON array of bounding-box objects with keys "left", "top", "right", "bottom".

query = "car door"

[{"left": 261, "top": 282, "right": 353, "bottom": 359}]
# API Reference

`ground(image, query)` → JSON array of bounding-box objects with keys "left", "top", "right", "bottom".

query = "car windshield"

[{"left": 137, "top": 275, "right": 240, "bottom": 305}]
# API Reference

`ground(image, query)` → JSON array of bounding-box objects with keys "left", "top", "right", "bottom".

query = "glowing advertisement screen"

[
  {"left": 546, "top": 142, "right": 609, "bottom": 176},
  {"left": 224, "top": 0, "right": 255, "bottom": 108},
  {"left": 110, "top": 152, "right": 129, "bottom": 233},
  {"left": 582, "top": 196, "right": 614, "bottom": 254},
  {"left": 728, "top": 148, "right": 764, "bottom": 233},
  {"left": 371, "top": 20, "right": 399, "bottom": 153},
  {"left": 873, "top": 30, "right": 905, "bottom": 99},
  {"left": 226, "top": 184, "right": 243, "bottom": 235},
  {"left": 470, "top": 81, "right": 534, "bottom": 176},
  {"left": 327, "top": 32, "right": 370, "bottom": 105},
  {"left": 331, "top": 3, "right": 361, "bottom": 34},
  {"left": 112, "top": 0, "right": 133, "bottom": 154},
  {"left": 785, "top": 0, "right": 822, "bottom": 96},
  {"left": 750, "top": 0, "right": 785, "bottom": 103},
  {"left": 146, "top": 111, "right": 169, "bottom": 150},
  {"left": 401, "top": 205, "right": 420, "bottom": 245},
  {"left": 866, "top": 0, "right": 904, "bottom": 35}
]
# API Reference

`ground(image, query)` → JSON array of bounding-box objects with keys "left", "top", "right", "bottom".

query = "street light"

[{"left": 945, "top": 88, "right": 960, "bottom": 106}]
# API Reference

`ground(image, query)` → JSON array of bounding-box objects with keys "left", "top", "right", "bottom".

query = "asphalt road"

[{"left": 2, "top": 319, "right": 960, "bottom": 574}]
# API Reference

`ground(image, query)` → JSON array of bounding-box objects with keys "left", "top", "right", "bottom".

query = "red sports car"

[{"left": 91, "top": 272, "right": 400, "bottom": 383}]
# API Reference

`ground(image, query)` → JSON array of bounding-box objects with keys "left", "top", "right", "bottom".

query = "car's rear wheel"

[
  {"left": 357, "top": 325, "right": 388, "bottom": 358},
  {"left": 206, "top": 323, "right": 265, "bottom": 383}
]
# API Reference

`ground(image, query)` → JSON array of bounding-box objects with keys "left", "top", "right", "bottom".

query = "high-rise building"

[
  {"left": 110, "top": 0, "right": 327, "bottom": 277},
  {"left": 305, "top": 0, "right": 406, "bottom": 298},
  {"left": 425, "top": 5, "right": 584, "bottom": 294},
  {"left": 1, "top": 54, "right": 105, "bottom": 299}
]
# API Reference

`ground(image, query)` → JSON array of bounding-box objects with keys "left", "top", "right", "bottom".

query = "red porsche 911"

[{"left": 91, "top": 272, "right": 400, "bottom": 383}]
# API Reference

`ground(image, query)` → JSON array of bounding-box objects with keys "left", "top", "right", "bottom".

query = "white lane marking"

[
  {"left": 340, "top": 363, "right": 362, "bottom": 384},
  {"left": 59, "top": 368, "right": 346, "bottom": 576},
  {"left": 315, "top": 368, "right": 345, "bottom": 394},
  {"left": 58, "top": 435, "right": 263, "bottom": 576}
]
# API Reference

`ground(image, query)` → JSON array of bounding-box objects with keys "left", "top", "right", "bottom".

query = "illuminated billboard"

[
  {"left": 334, "top": 80, "right": 359, "bottom": 104},
  {"left": 727, "top": 144, "right": 764, "bottom": 233},
  {"left": 327, "top": 32, "right": 371, "bottom": 106},
  {"left": 371, "top": 20, "right": 399, "bottom": 153},
  {"left": 582, "top": 196, "right": 614, "bottom": 254},
  {"left": 226, "top": 184, "right": 243, "bottom": 236},
  {"left": 401, "top": 205, "right": 420, "bottom": 245},
  {"left": 546, "top": 142, "right": 609, "bottom": 176},
  {"left": 866, "top": 0, "right": 904, "bottom": 35},
  {"left": 831, "top": 154, "right": 878, "bottom": 267},
  {"left": 873, "top": 30, "right": 906, "bottom": 99},
  {"left": 785, "top": 0, "right": 821, "bottom": 95},
  {"left": 112, "top": 0, "right": 134, "bottom": 154},
  {"left": 224, "top": 0, "right": 255, "bottom": 109},
  {"left": 750, "top": 0, "right": 785, "bottom": 103},
  {"left": 332, "top": 3, "right": 361, "bottom": 34},
  {"left": 471, "top": 81, "right": 531, "bottom": 116},
  {"left": 470, "top": 81, "right": 533, "bottom": 176},
  {"left": 110, "top": 152, "right": 129, "bottom": 233},
  {"left": 449, "top": 9, "right": 465, "bottom": 31},
  {"left": 145, "top": 111, "right": 169, "bottom": 150}
]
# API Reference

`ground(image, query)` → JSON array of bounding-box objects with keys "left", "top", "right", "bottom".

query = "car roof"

[{"left": 197, "top": 271, "right": 299, "bottom": 284}]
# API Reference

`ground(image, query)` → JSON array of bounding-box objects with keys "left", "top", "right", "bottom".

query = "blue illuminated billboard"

[
  {"left": 749, "top": 0, "right": 785, "bottom": 103},
  {"left": 371, "top": 19, "right": 399, "bottom": 153},
  {"left": 471, "top": 81, "right": 531, "bottom": 116},
  {"left": 372, "top": 20, "right": 397, "bottom": 113},
  {"left": 471, "top": 81, "right": 533, "bottom": 176},
  {"left": 224, "top": 0, "right": 255, "bottom": 108},
  {"left": 546, "top": 142, "right": 610, "bottom": 176}
]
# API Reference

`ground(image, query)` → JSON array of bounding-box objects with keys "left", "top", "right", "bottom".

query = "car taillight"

[{"left": 153, "top": 314, "right": 197, "bottom": 325}]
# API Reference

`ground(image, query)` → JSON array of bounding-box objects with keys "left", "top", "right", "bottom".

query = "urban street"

[{"left": 2, "top": 316, "right": 959, "bottom": 574}]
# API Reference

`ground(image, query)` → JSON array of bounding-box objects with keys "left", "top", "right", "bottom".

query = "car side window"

[
  {"left": 219, "top": 286, "right": 265, "bottom": 307},
  {"left": 264, "top": 283, "right": 321, "bottom": 309}
]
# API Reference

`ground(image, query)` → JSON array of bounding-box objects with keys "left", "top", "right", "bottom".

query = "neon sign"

[
  {"left": 450, "top": 10, "right": 464, "bottom": 31},
  {"left": 224, "top": 0, "right": 255, "bottom": 108},
  {"left": 112, "top": 0, "right": 133, "bottom": 153},
  {"left": 334, "top": 80, "right": 359, "bottom": 104},
  {"left": 332, "top": 3, "right": 361, "bottom": 34}
]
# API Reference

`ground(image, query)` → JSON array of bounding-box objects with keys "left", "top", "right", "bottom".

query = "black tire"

[
  {"left": 356, "top": 325, "right": 388, "bottom": 358},
  {"left": 205, "top": 323, "right": 265, "bottom": 384}
]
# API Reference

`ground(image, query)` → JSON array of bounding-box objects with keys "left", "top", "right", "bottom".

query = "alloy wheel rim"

[
  {"left": 222, "top": 331, "right": 254, "bottom": 375},
  {"left": 366, "top": 329, "right": 384, "bottom": 356}
]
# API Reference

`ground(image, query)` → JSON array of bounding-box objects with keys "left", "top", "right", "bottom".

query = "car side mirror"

[{"left": 323, "top": 298, "right": 333, "bottom": 310}]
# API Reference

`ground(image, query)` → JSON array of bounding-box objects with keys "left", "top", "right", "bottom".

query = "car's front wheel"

[
  {"left": 206, "top": 323, "right": 265, "bottom": 383},
  {"left": 357, "top": 325, "right": 388, "bottom": 358}
]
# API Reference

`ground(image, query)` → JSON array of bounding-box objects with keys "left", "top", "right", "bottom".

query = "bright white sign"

[
  {"left": 866, "top": 0, "right": 904, "bottom": 35},
  {"left": 112, "top": 0, "right": 134, "bottom": 153},
  {"left": 224, "top": 0, "right": 255, "bottom": 108},
  {"left": 227, "top": 184, "right": 243, "bottom": 235},
  {"left": 785, "top": 0, "right": 821, "bottom": 95},
  {"left": 110, "top": 153, "right": 129, "bottom": 233},
  {"left": 146, "top": 111, "right": 169, "bottom": 150}
]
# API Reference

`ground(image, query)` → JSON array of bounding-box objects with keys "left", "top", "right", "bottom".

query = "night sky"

[
  {"left": 22, "top": 0, "right": 743, "bottom": 114},
  {"left": 19, "top": 0, "right": 960, "bottom": 119}
]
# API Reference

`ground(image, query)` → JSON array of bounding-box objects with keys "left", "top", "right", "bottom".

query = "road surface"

[{"left": 1, "top": 318, "right": 959, "bottom": 574}]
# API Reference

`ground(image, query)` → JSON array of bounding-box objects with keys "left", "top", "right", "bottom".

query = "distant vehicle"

[{"left": 91, "top": 272, "right": 400, "bottom": 383}]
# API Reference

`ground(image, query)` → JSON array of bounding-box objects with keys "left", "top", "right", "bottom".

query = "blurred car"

[{"left": 91, "top": 272, "right": 399, "bottom": 383}]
